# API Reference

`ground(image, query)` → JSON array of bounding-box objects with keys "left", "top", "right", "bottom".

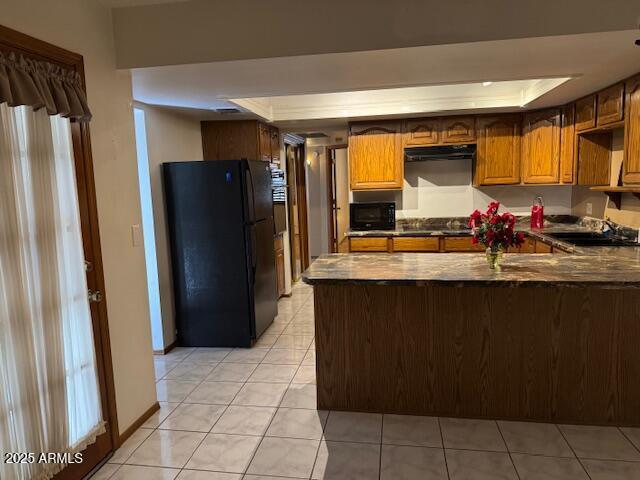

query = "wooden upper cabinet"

[
  {"left": 597, "top": 83, "right": 625, "bottom": 127},
  {"left": 475, "top": 115, "right": 521, "bottom": 185},
  {"left": 441, "top": 116, "right": 476, "bottom": 144},
  {"left": 560, "top": 104, "right": 576, "bottom": 183},
  {"left": 404, "top": 118, "right": 440, "bottom": 146},
  {"left": 270, "top": 126, "right": 280, "bottom": 163},
  {"left": 522, "top": 108, "right": 561, "bottom": 184},
  {"left": 349, "top": 121, "right": 404, "bottom": 190},
  {"left": 201, "top": 120, "right": 260, "bottom": 160},
  {"left": 575, "top": 95, "right": 596, "bottom": 132},
  {"left": 623, "top": 75, "right": 640, "bottom": 184},
  {"left": 258, "top": 123, "right": 272, "bottom": 161}
]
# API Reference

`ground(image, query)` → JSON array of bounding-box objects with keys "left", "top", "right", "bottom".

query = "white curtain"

[{"left": 0, "top": 104, "right": 104, "bottom": 480}]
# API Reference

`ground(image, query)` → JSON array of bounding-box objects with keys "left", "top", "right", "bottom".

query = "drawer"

[
  {"left": 349, "top": 237, "right": 389, "bottom": 252},
  {"left": 534, "top": 241, "right": 553, "bottom": 253},
  {"left": 393, "top": 237, "right": 439, "bottom": 252},
  {"left": 443, "top": 236, "right": 484, "bottom": 252}
]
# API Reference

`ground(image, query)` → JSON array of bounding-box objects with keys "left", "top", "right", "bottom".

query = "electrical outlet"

[{"left": 586, "top": 202, "right": 593, "bottom": 215}]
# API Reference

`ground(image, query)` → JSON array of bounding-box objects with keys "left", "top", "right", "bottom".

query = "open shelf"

[{"left": 590, "top": 186, "right": 640, "bottom": 209}]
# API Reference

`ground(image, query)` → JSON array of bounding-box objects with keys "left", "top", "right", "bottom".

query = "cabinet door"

[
  {"left": 575, "top": 95, "right": 596, "bottom": 131},
  {"left": 475, "top": 115, "right": 521, "bottom": 185},
  {"left": 522, "top": 109, "right": 561, "bottom": 184},
  {"left": 349, "top": 121, "right": 403, "bottom": 190},
  {"left": 270, "top": 126, "right": 280, "bottom": 162},
  {"left": 404, "top": 118, "right": 440, "bottom": 146},
  {"left": 597, "top": 83, "right": 624, "bottom": 127},
  {"left": 623, "top": 75, "right": 640, "bottom": 184},
  {"left": 258, "top": 123, "right": 272, "bottom": 161},
  {"left": 560, "top": 104, "right": 576, "bottom": 184},
  {"left": 441, "top": 116, "right": 476, "bottom": 144}
]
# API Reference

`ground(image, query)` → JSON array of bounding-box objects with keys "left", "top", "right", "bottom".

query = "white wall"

[
  {"left": 136, "top": 103, "right": 204, "bottom": 350},
  {"left": 2, "top": 0, "right": 157, "bottom": 434},
  {"left": 353, "top": 159, "right": 573, "bottom": 218}
]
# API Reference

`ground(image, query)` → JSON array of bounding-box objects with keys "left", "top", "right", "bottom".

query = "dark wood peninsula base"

[{"left": 313, "top": 283, "right": 640, "bottom": 426}]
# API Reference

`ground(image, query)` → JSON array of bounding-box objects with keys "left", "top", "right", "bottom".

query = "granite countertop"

[
  {"left": 307, "top": 216, "right": 640, "bottom": 287},
  {"left": 302, "top": 253, "right": 640, "bottom": 287}
]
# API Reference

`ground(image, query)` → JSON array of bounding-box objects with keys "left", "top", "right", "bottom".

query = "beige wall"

[
  {"left": 2, "top": 0, "right": 157, "bottom": 433},
  {"left": 572, "top": 130, "right": 640, "bottom": 227},
  {"left": 111, "top": 0, "right": 639, "bottom": 68},
  {"left": 136, "top": 104, "right": 204, "bottom": 349}
]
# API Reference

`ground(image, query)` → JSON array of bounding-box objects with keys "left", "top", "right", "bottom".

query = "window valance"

[{"left": 0, "top": 51, "right": 91, "bottom": 122}]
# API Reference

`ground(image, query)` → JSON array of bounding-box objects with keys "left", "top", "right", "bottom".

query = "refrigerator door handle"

[
  {"left": 250, "top": 224, "right": 257, "bottom": 282},
  {"left": 245, "top": 162, "right": 257, "bottom": 224}
]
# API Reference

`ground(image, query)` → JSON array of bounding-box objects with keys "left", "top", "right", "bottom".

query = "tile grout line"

[
  {"left": 554, "top": 424, "right": 594, "bottom": 480},
  {"left": 495, "top": 420, "right": 522, "bottom": 480},
  {"left": 107, "top": 286, "right": 316, "bottom": 479},
  {"left": 240, "top": 291, "right": 317, "bottom": 477},
  {"left": 437, "top": 417, "right": 452, "bottom": 480}
]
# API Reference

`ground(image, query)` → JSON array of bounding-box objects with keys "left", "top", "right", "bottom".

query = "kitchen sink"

[{"left": 546, "top": 231, "right": 639, "bottom": 247}]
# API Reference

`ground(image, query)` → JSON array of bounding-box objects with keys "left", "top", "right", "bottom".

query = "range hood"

[{"left": 405, "top": 144, "right": 476, "bottom": 162}]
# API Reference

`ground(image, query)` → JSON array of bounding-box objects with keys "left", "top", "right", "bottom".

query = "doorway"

[
  {"left": 326, "top": 145, "right": 349, "bottom": 253},
  {"left": 285, "top": 140, "right": 310, "bottom": 280}
]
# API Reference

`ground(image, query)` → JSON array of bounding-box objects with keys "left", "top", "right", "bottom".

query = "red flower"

[
  {"left": 487, "top": 201, "right": 500, "bottom": 215},
  {"left": 469, "top": 202, "right": 524, "bottom": 252}
]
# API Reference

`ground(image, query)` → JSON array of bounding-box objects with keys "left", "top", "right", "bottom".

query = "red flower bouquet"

[{"left": 469, "top": 202, "right": 525, "bottom": 264}]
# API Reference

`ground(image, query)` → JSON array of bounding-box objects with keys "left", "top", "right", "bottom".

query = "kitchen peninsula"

[{"left": 303, "top": 252, "right": 640, "bottom": 426}]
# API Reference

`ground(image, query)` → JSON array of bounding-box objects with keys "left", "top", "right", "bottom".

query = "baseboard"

[
  {"left": 153, "top": 340, "right": 176, "bottom": 355},
  {"left": 117, "top": 402, "right": 160, "bottom": 447}
]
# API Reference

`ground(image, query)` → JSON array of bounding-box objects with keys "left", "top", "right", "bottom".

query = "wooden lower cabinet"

[
  {"left": 349, "top": 237, "right": 390, "bottom": 252},
  {"left": 442, "top": 236, "right": 485, "bottom": 252},
  {"left": 348, "top": 235, "right": 558, "bottom": 254},
  {"left": 275, "top": 234, "right": 285, "bottom": 297},
  {"left": 393, "top": 237, "right": 439, "bottom": 252}
]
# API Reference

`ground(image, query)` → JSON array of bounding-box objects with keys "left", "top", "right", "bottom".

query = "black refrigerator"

[{"left": 163, "top": 159, "right": 277, "bottom": 347}]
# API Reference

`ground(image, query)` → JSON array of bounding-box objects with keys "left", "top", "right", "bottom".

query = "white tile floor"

[{"left": 93, "top": 281, "right": 640, "bottom": 480}]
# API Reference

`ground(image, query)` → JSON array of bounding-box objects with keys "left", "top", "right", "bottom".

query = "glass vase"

[{"left": 485, "top": 248, "right": 504, "bottom": 270}]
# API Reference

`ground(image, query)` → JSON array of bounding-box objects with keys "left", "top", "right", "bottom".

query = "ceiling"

[{"left": 130, "top": 30, "right": 640, "bottom": 129}]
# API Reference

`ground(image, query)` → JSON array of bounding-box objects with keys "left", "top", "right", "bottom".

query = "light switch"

[
  {"left": 131, "top": 224, "right": 143, "bottom": 247},
  {"left": 586, "top": 203, "right": 593, "bottom": 215}
]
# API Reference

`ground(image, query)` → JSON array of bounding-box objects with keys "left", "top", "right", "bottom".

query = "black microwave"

[{"left": 350, "top": 202, "right": 396, "bottom": 231}]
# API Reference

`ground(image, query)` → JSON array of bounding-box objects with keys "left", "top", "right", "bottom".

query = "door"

[
  {"left": 522, "top": 108, "right": 561, "bottom": 184},
  {"left": 560, "top": 104, "right": 576, "bottom": 184},
  {"left": 163, "top": 161, "right": 252, "bottom": 347},
  {"left": 248, "top": 218, "right": 277, "bottom": 338},
  {"left": 475, "top": 115, "right": 521, "bottom": 185},
  {"left": 0, "top": 26, "right": 116, "bottom": 480},
  {"left": 327, "top": 147, "right": 349, "bottom": 253},
  {"left": 245, "top": 160, "right": 274, "bottom": 221},
  {"left": 285, "top": 143, "right": 310, "bottom": 280},
  {"left": 349, "top": 121, "right": 404, "bottom": 190}
]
